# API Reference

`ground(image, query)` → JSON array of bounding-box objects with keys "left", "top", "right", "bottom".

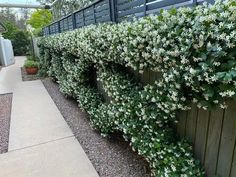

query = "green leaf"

[
  {"left": 169, "top": 8, "right": 177, "bottom": 15},
  {"left": 200, "top": 53, "right": 207, "bottom": 61},
  {"left": 206, "top": 89, "right": 214, "bottom": 97},
  {"left": 223, "top": 73, "right": 233, "bottom": 82},
  {"left": 216, "top": 72, "right": 226, "bottom": 79},
  {"left": 230, "top": 70, "right": 236, "bottom": 77}
]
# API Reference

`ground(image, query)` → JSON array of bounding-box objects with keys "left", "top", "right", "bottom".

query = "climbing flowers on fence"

[{"left": 38, "top": 0, "right": 236, "bottom": 176}]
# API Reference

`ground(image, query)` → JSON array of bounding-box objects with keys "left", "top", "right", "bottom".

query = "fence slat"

[
  {"left": 140, "top": 69, "right": 149, "bottom": 85},
  {"left": 118, "top": 6, "right": 145, "bottom": 18},
  {"left": 204, "top": 108, "right": 224, "bottom": 177},
  {"left": 230, "top": 143, "right": 236, "bottom": 177},
  {"left": 95, "top": 0, "right": 109, "bottom": 7},
  {"left": 96, "top": 15, "right": 111, "bottom": 23},
  {"left": 95, "top": 3, "right": 109, "bottom": 12},
  {"left": 95, "top": 9, "right": 110, "bottom": 18},
  {"left": 147, "top": 0, "right": 189, "bottom": 11},
  {"left": 216, "top": 101, "right": 236, "bottom": 177},
  {"left": 177, "top": 111, "right": 188, "bottom": 137},
  {"left": 194, "top": 108, "right": 210, "bottom": 162},
  {"left": 85, "top": 19, "right": 95, "bottom": 25},
  {"left": 117, "top": 0, "right": 130, "bottom": 5},
  {"left": 149, "top": 70, "right": 159, "bottom": 84},
  {"left": 76, "top": 18, "right": 84, "bottom": 23},
  {"left": 117, "top": 0, "right": 145, "bottom": 11},
  {"left": 185, "top": 104, "right": 198, "bottom": 144},
  {"left": 84, "top": 8, "right": 94, "bottom": 16},
  {"left": 85, "top": 15, "right": 95, "bottom": 21}
]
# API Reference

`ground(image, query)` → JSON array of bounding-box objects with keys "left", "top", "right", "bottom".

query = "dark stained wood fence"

[
  {"left": 177, "top": 103, "right": 236, "bottom": 177},
  {"left": 43, "top": 0, "right": 216, "bottom": 36},
  {"left": 96, "top": 69, "right": 236, "bottom": 177},
  {"left": 132, "top": 69, "right": 236, "bottom": 177}
]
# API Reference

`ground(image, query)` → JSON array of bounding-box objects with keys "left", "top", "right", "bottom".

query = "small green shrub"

[
  {"left": 27, "top": 55, "right": 38, "bottom": 61},
  {"left": 24, "top": 60, "right": 38, "bottom": 68}
]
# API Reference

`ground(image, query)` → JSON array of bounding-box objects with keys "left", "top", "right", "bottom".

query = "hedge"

[{"left": 38, "top": 0, "right": 236, "bottom": 176}]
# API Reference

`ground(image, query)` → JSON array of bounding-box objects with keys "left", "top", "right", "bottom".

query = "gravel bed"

[
  {"left": 21, "top": 67, "right": 43, "bottom": 81},
  {"left": 42, "top": 78, "right": 151, "bottom": 177},
  {"left": 0, "top": 94, "right": 12, "bottom": 154}
]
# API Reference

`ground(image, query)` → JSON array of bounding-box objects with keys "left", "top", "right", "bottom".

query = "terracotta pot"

[{"left": 25, "top": 67, "right": 38, "bottom": 75}]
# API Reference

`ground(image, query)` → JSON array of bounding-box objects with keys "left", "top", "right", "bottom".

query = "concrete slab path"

[{"left": 0, "top": 57, "right": 99, "bottom": 177}]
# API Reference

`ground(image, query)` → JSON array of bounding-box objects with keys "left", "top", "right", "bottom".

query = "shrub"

[
  {"left": 12, "top": 30, "right": 30, "bottom": 56},
  {"left": 24, "top": 60, "right": 38, "bottom": 68},
  {"left": 27, "top": 55, "right": 38, "bottom": 61},
  {"left": 38, "top": 0, "right": 236, "bottom": 176},
  {"left": 2, "top": 21, "right": 30, "bottom": 56}
]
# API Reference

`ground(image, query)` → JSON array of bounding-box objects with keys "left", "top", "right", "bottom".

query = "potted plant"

[{"left": 24, "top": 60, "right": 39, "bottom": 75}]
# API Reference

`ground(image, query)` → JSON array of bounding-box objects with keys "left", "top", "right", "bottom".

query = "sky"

[{"left": 1, "top": 0, "right": 40, "bottom": 5}]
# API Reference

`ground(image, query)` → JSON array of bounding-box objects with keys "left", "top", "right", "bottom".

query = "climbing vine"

[{"left": 38, "top": 0, "right": 236, "bottom": 176}]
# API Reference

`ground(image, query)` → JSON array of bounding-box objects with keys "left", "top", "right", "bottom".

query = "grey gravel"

[
  {"left": 42, "top": 78, "right": 151, "bottom": 177},
  {"left": 21, "top": 67, "right": 43, "bottom": 81},
  {"left": 0, "top": 94, "right": 12, "bottom": 154}
]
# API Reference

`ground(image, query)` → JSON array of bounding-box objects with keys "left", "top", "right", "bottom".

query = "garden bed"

[
  {"left": 42, "top": 78, "right": 151, "bottom": 177},
  {"left": 21, "top": 67, "right": 43, "bottom": 81},
  {"left": 0, "top": 94, "right": 12, "bottom": 154}
]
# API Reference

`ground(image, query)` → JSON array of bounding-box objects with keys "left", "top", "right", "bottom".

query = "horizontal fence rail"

[{"left": 43, "top": 0, "right": 215, "bottom": 36}]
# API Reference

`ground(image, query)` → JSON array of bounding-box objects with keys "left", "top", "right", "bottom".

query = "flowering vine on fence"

[{"left": 38, "top": 0, "right": 236, "bottom": 176}]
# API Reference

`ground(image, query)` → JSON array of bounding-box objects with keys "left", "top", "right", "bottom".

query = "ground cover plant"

[{"left": 38, "top": 0, "right": 236, "bottom": 176}]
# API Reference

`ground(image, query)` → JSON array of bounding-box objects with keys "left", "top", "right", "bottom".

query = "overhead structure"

[{"left": 0, "top": 3, "right": 50, "bottom": 9}]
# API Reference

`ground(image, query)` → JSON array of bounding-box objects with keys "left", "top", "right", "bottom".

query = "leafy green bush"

[
  {"left": 3, "top": 22, "right": 30, "bottom": 56},
  {"left": 38, "top": 0, "right": 236, "bottom": 176},
  {"left": 12, "top": 30, "right": 30, "bottom": 56},
  {"left": 24, "top": 60, "right": 39, "bottom": 68}
]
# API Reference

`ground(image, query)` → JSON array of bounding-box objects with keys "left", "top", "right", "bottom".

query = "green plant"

[
  {"left": 38, "top": 0, "right": 236, "bottom": 176},
  {"left": 27, "top": 55, "right": 38, "bottom": 61},
  {"left": 2, "top": 21, "right": 30, "bottom": 56},
  {"left": 24, "top": 60, "right": 39, "bottom": 68}
]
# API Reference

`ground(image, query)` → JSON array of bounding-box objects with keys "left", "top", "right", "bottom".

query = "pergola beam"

[{"left": 0, "top": 3, "right": 50, "bottom": 9}]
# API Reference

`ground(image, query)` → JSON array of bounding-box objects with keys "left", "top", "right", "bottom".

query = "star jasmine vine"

[{"left": 38, "top": 0, "right": 236, "bottom": 176}]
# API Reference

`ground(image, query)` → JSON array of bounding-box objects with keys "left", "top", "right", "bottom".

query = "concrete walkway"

[{"left": 0, "top": 57, "right": 99, "bottom": 177}]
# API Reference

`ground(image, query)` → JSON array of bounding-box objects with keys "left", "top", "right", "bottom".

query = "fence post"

[
  {"left": 93, "top": 4, "right": 96, "bottom": 24},
  {"left": 110, "top": 0, "right": 117, "bottom": 23},
  {"left": 58, "top": 21, "right": 61, "bottom": 33},
  {"left": 72, "top": 13, "right": 76, "bottom": 29},
  {"left": 66, "top": 18, "right": 69, "bottom": 31},
  {"left": 82, "top": 10, "right": 85, "bottom": 26},
  {"left": 48, "top": 26, "right": 51, "bottom": 35},
  {"left": 144, "top": 0, "right": 147, "bottom": 16}
]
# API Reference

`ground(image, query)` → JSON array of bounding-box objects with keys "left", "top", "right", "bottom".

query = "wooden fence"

[
  {"left": 96, "top": 69, "right": 236, "bottom": 177},
  {"left": 177, "top": 103, "right": 236, "bottom": 177},
  {"left": 43, "top": 0, "right": 215, "bottom": 36},
  {"left": 126, "top": 69, "right": 236, "bottom": 177}
]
